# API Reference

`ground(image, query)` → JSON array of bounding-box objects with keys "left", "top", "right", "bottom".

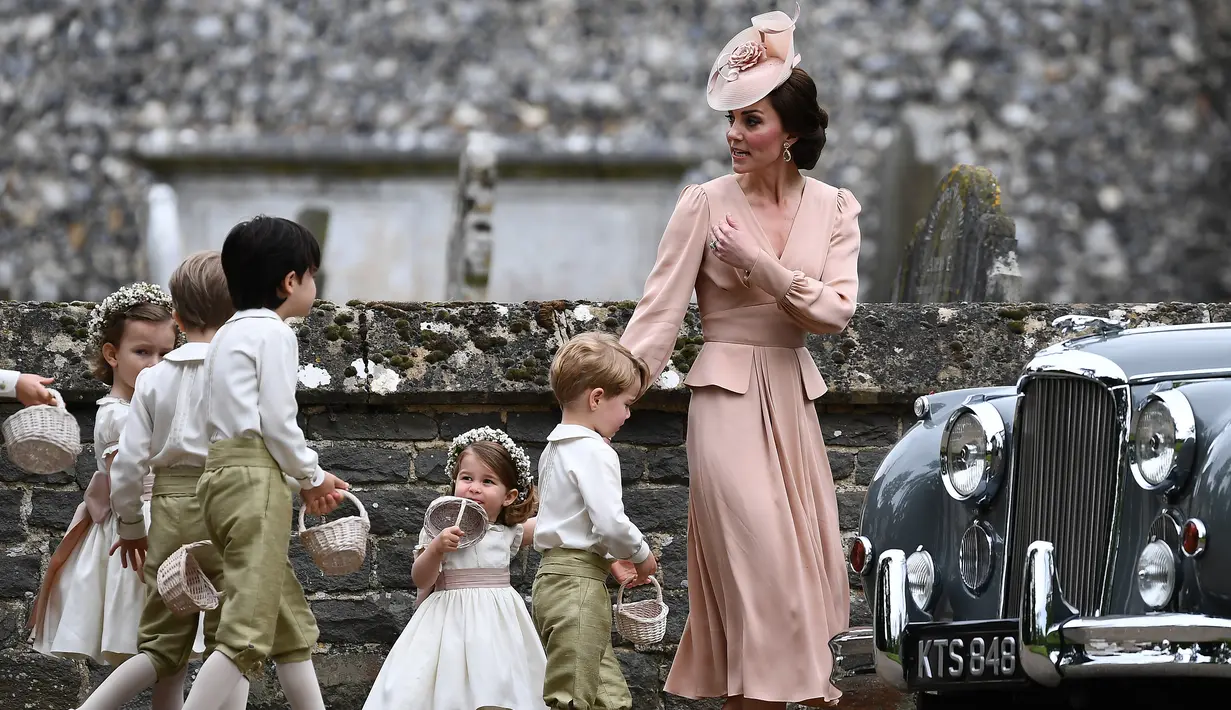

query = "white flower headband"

[
  {"left": 87, "top": 282, "right": 178, "bottom": 349},
  {"left": 445, "top": 426, "right": 534, "bottom": 502}
]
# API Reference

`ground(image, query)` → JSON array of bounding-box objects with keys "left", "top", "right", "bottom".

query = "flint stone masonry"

[
  {"left": 2, "top": 1, "right": 1229, "bottom": 308},
  {"left": 0, "top": 298, "right": 1224, "bottom": 707}
]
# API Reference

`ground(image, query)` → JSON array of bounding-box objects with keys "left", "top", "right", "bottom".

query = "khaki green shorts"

[
  {"left": 532, "top": 549, "right": 631, "bottom": 710},
  {"left": 197, "top": 437, "right": 319, "bottom": 676},
  {"left": 137, "top": 466, "right": 224, "bottom": 679}
]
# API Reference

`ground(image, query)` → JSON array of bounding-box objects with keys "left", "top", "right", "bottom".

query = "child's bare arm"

[
  {"left": 520, "top": 517, "right": 537, "bottom": 548},
  {"left": 411, "top": 526, "right": 462, "bottom": 590}
]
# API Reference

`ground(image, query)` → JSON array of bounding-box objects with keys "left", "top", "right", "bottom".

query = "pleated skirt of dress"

[{"left": 665, "top": 345, "right": 850, "bottom": 706}]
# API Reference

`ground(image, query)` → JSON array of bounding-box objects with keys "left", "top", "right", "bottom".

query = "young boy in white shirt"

[
  {"left": 75, "top": 251, "right": 247, "bottom": 710},
  {"left": 532, "top": 331, "right": 659, "bottom": 710},
  {"left": 180, "top": 216, "right": 347, "bottom": 710}
]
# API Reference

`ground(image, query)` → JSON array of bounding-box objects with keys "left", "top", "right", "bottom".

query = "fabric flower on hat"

[{"left": 721, "top": 41, "right": 768, "bottom": 80}]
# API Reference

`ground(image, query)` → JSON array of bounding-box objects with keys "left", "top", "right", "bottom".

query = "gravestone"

[
  {"left": 445, "top": 131, "right": 499, "bottom": 301},
  {"left": 297, "top": 206, "right": 332, "bottom": 299},
  {"left": 892, "top": 164, "right": 1021, "bottom": 303}
]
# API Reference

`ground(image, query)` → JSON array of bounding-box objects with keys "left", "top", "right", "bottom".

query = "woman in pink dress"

[{"left": 620, "top": 6, "right": 858, "bottom": 708}]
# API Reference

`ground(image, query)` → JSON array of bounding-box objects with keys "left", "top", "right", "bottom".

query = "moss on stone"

[
  {"left": 535, "top": 300, "right": 569, "bottom": 330},
  {"left": 334, "top": 312, "right": 355, "bottom": 325},
  {"left": 343, "top": 365, "right": 358, "bottom": 377},
  {"left": 420, "top": 330, "right": 458, "bottom": 363},
  {"left": 509, "top": 319, "right": 531, "bottom": 334},
  {"left": 1006, "top": 320, "right": 1027, "bottom": 334},
  {"left": 997, "top": 306, "right": 1030, "bottom": 320},
  {"left": 472, "top": 334, "right": 507, "bottom": 351},
  {"left": 505, "top": 367, "right": 533, "bottom": 381}
]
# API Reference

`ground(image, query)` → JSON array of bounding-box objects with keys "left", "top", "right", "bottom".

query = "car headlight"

[
  {"left": 1131, "top": 389, "right": 1196, "bottom": 493},
  {"left": 939, "top": 402, "right": 1006, "bottom": 504}
]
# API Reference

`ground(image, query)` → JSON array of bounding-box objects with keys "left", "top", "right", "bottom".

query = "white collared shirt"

[
  {"left": 110, "top": 342, "right": 210, "bottom": 540},
  {"left": 0, "top": 370, "right": 19, "bottom": 398},
  {"left": 203, "top": 309, "right": 326, "bottom": 490},
  {"left": 533, "top": 423, "right": 651, "bottom": 563}
]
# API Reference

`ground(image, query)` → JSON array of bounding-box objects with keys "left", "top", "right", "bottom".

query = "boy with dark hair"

[
  {"left": 180, "top": 216, "right": 347, "bottom": 710},
  {"left": 74, "top": 251, "right": 246, "bottom": 710}
]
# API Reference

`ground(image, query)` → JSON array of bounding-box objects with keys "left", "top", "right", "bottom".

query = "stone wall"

[
  {"left": 2, "top": 1, "right": 1229, "bottom": 306},
  {"left": 1, "top": 298, "right": 1227, "bottom": 708}
]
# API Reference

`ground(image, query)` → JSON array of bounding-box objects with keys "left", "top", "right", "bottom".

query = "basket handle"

[
  {"left": 616, "top": 573, "right": 663, "bottom": 612},
  {"left": 47, "top": 388, "right": 65, "bottom": 409},
  {"left": 297, "top": 489, "right": 367, "bottom": 533}
]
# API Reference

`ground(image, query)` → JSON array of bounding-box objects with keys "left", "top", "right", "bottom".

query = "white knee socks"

[
  {"left": 152, "top": 666, "right": 188, "bottom": 710},
  {"left": 220, "top": 678, "right": 250, "bottom": 710},
  {"left": 181, "top": 652, "right": 246, "bottom": 710},
  {"left": 275, "top": 660, "right": 326, "bottom": 710},
  {"left": 77, "top": 653, "right": 158, "bottom": 710}
]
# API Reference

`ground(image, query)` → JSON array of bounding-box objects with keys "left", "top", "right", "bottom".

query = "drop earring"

[{"left": 782, "top": 141, "right": 792, "bottom": 162}]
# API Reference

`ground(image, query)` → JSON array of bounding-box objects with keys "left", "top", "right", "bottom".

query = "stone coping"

[{"left": 4, "top": 300, "right": 1223, "bottom": 405}]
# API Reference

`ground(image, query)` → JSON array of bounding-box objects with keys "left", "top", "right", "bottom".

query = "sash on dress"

[{"left": 414, "top": 569, "right": 511, "bottom": 610}]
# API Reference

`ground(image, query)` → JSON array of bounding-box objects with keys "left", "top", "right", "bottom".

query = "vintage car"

[{"left": 829, "top": 315, "right": 1231, "bottom": 705}]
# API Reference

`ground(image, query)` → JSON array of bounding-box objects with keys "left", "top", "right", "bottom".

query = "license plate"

[{"left": 903, "top": 620, "right": 1027, "bottom": 689}]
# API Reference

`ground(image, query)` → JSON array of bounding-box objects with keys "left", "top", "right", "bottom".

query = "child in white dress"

[
  {"left": 29, "top": 283, "right": 179, "bottom": 664},
  {"left": 364, "top": 427, "right": 548, "bottom": 710}
]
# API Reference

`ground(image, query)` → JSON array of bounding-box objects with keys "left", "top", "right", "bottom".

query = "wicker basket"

[
  {"left": 298, "top": 490, "right": 370, "bottom": 576},
  {"left": 157, "top": 540, "right": 220, "bottom": 616},
  {"left": 1, "top": 389, "right": 82, "bottom": 475},
  {"left": 613, "top": 575, "right": 668, "bottom": 646},
  {"left": 422, "top": 496, "right": 489, "bottom": 551}
]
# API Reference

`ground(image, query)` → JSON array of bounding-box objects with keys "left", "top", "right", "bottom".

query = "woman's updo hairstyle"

[{"left": 768, "top": 68, "right": 829, "bottom": 171}]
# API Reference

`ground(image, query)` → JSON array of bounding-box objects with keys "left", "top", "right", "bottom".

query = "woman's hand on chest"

[{"left": 709, "top": 214, "right": 760, "bottom": 272}]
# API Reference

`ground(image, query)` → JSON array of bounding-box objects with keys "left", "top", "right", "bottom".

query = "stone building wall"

[
  {"left": 1, "top": 298, "right": 1228, "bottom": 708},
  {"left": 2, "top": 1, "right": 1228, "bottom": 305}
]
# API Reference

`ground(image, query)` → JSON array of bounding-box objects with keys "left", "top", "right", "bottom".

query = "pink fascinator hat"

[{"left": 706, "top": 3, "right": 803, "bottom": 111}]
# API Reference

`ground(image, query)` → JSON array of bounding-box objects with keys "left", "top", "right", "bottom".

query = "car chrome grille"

[{"left": 1005, "top": 376, "right": 1121, "bottom": 615}]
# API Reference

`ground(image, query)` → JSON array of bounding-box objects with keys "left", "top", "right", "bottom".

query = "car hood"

[{"left": 1033, "top": 322, "right": 1231, "bottom": 382}]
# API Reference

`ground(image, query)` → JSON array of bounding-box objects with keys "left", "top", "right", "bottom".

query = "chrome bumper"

[{"left": 829, "top": 541, "right": 1231, "bottom": 689}]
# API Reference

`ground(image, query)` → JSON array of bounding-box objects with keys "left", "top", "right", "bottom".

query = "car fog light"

[
  {"left": 959, "top": 522, "right": 994, "bottom": 593},
  {"left": 1136, "top": 539, "right": 1176, "bottom": 609},
  {"left": 1182, "top": 518, "right": 1207, "bottom": 558},
  {"left": 849, "top": 536, "right": 873, "bottom": 575},
  {"left": 906, "top": 547, "right": 936, "bottom": 610}
]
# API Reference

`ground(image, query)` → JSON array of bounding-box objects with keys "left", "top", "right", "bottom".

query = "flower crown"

[
  {"left": 87, "top": 282, "right": 177, "bottom": 349},
  {"left": 445, "top": 426, "right": 534, "bottom": 502}
]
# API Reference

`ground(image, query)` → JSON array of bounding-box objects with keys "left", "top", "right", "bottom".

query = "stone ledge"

[{"left": 3, "top": 300, "right": 1222, "bottom": 405}]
